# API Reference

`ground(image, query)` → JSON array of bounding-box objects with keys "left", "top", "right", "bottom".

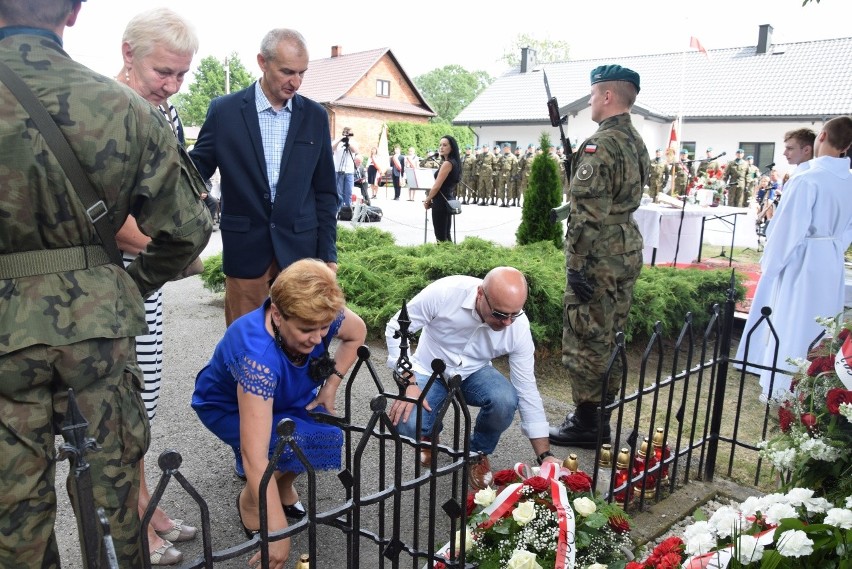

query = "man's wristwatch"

[{"left": 537, "top": 450, "right": 555, "bottom": 465}]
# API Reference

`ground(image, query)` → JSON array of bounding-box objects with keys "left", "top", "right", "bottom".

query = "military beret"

[
  {"left": 680, "top": 148, "right": 689, "bottom": 154},
  {"left": 528, "top": 143, "right": 535, "bottom": 148},
  {"left": 502, "top": 143, "right": 511, "bottom": 149},
  {"left": 746, "top": 155, "right": 754, "bottom": 160},
  {"left": 465, "top": 145, "right": 471, "bottom": 150},
  {"left": 590, "top": 64, "right": 640, "bottom": 93},
  {"left": 655, "top": 148, "right": 663, "bottom": 152},
  {"left": 706, "top": 147, "right": 713, "bottom": 152},
  {"left": 736, "top": 148, "right": 744, "bottom": 153}
]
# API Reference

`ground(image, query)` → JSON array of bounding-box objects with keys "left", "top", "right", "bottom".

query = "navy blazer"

[{"left": 190, "top": 83, "right": 337, "bottom": 278}]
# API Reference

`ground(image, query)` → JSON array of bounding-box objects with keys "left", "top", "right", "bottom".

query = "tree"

[
  {"left": 173, "top": 53, "right": 255, "bottom": 126},
  {"left": 414, "top": 65, "right": 492, "bottom": 123},
  {"left": 501, "top": 34, "right": 571, "bottom": 68},
  {"left": 516, "top": 132, "right": 563, "bottom": 248}
]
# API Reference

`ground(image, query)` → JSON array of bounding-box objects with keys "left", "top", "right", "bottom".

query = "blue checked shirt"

[{"left": 255, "top": 81, "right": 292, "bottom": 203}]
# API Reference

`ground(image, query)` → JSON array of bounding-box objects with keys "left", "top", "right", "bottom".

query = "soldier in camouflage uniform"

[
  {"left": 495, "top": 143, "right": 517, "bottom": 207},
  {"left": 673, "top": 148, "right": 691, "bottom": 196},
  {"left": 476, "top": 145, "right": 495, "bottom": 205},
  {"left": 695, "top": 147, "right": 719, "bottom": 178},
  {"left": 460, "top": 145, "right": 476, "bottom": 204},
  {"left": 745, "top": 155, "right": 760, "bottom": 206},
  {"left": 725, "top": 149, "right": 749, "bottom": 207},
  {"left": 648, "top": 148, "right": 668, "bottom": 199},
  {"left": 508, "top": 147, "right": 523, "bottom": 206},
  {"left": 549, "top": 65, "right": 649, "bottom": 448},
  {"left": 0, "top": 2, "right": 212, "bottom": 567},
  {"left": 519, "top": 144, "right": 535, "bottom": 201}
]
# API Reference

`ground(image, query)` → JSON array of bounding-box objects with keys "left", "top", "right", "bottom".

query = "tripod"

[{"left": 336, "top": 133, "right": 358, "bottom": 211}]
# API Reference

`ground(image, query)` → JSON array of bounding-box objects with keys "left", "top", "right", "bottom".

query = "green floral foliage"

[{"left": 200, "top": 227, "right": 742, "bottom": 349}]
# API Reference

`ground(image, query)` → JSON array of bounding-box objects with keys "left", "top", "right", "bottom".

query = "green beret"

[
  {"left": 502, "top": 143, "right": 511, "bottom": 149},
  {"left": 746, "top": 155, "right": 754, "bottom": 160},
  {"left": 706, "top": 147, "right": 713, "bottom": 152},
  {"left": 465, "top": 145, "right": 471, "bottom": 150},
  {"left": 590, "top": 64, "right": 640, "bottom": 93},
  {"left": 680, "top": 148, "right": 689, "bottom": 154},
  {"left": 528, "top": 143, "right": 535, "bottom": 148},
  {"left": 655, "top": 148, "right": 663, "bottom": 152},
  {"left": 736, "top": 148, "right": 744, "bottom": 153}
]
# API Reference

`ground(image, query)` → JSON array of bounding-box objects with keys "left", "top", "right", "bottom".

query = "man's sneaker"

[
  {"left": 468, "top": 454, "right": 493, "bottom": 490},
  {"left": 234, "top": 452, "right": 246, "bottom": 480}
]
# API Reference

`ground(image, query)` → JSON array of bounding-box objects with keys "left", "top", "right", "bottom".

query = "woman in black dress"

[{"left": 422, "top": 135, "right": 461, "bottom": 242}]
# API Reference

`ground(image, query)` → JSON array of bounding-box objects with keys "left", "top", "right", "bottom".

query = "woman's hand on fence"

[{"left": 306, "top": 382, "right": 338, "bottom": 416}]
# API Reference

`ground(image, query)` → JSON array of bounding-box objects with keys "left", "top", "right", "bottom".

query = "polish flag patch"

[{"left": 584, "top": 144, "right": 597, "bottom": 153}]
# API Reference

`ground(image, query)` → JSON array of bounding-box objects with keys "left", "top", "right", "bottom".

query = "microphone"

[
  {"left": 428, "top": 152, "right": 440, "bottom": 160},
  {"left": 762, "top": 162, "right": 775, "bottom": 172},
  {"left": 711, "top": 151, "right": 726, "bottom": 161}
]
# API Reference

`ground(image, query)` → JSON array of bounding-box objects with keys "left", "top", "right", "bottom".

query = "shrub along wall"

[{"left": 201, "top": 227, "right": 744, "bottom": 350}]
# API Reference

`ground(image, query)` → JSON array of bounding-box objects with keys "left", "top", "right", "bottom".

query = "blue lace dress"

[{"left": 192, "top": 299, "right": 344, "bottom": 473}]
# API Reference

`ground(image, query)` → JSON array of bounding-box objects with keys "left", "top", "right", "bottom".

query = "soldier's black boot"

[{"left": 548, "top": 401, "right": 612, "bottom": 448}]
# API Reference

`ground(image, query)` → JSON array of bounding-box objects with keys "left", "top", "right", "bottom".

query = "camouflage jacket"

[
  {"left": 477, "top": 151, "right": 494, "bottom": 174},
  {"left": 725, "top": 159, "right": 749, "bottom": 183},
  {"left": 498, "top": 153, "right": 517, "bottom": 173},
  {"left": 566, "top": 113, "right": 649, "bottom": 270},
  {"left": 650, "top": 157, "right": 668, "bottom": 182},
  {"left": 0, "top": 31, "right": 211, "bottom": 355}
]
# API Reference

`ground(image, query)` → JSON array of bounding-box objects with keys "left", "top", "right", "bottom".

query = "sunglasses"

[{"left": 482, "top": 289, "right": 525, "bottom": 322}]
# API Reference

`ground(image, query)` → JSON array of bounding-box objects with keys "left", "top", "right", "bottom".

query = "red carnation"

[
  {"left": 625, "top": 562, "right": 646, "bottom": 569},
  {"left": 807, "top": 355, "right": 835, "bottom": 376},
  {"left": 524, "top": 475, "right": 549, "bottom": 493},
  {"left": 493, "top": 468, "right": 520, "bottom": 487},
  {"left": 608, "top": 514, "right": 631, "bottom": 534},
  {"left": 561, "top": 471, "right": 593, "bottom": 493},
  {"left": 827, "top": 388, "right": 852, "bottom": 414},
  {"left": 779, "top": 403, "right": 795, "bottom": 433},
  {"left": 655, "top": 536, "right": 685, "bottom": 557},
  {"left": 466, "top": 493, "right": 475, "bottom": 516},
  {"left": 659, "top": 551, "right": 685, "bottom": 569}
]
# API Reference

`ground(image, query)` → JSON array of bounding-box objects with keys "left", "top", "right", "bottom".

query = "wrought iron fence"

[{"left": 59, "top": 274, "right": 795, "bottom": 567}]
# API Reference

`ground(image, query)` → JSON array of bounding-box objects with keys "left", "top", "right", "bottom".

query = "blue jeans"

[
  {"left": 396, "top": 366, "right": 519, "bottom": 455},
  {"left": 336, "top": 172, "right": 354, "bottom": 210}
]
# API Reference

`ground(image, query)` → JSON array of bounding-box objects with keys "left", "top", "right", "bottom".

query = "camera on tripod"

[{"left": 341, "top": 128, "right": 354, "bottom": 146}]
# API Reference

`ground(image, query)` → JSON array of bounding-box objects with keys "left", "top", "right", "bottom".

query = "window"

[
  {"left": 740, "top": 142, "right": 775, "bottom": 171},
  {"left": 376, "top": 80, "right": 390, "bottom": 98}
]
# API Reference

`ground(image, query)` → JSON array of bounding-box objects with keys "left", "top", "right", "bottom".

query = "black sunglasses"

[{"left": 482, "top": 289, "right": 525, "bottom": 322}]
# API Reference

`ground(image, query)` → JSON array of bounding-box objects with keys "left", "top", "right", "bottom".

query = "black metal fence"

[{"left": 60, "top": 275, "right": 790, "bottom": 567}]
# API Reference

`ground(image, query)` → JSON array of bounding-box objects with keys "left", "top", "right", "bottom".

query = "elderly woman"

[
  {"left": 115, "top": 8, "right": 202, "bottom": 565},
  {"left": 192, "top": 259, "right": 366, "bottom": 569}
]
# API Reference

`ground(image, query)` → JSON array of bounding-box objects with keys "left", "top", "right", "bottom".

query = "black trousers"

[{"left": 432, "top": 201, "right": 453, "bottom": 242}]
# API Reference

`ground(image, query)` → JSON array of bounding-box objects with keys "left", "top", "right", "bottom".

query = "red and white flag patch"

[{"left": 584, "top": 144, "right": 597, "bottom": 153}]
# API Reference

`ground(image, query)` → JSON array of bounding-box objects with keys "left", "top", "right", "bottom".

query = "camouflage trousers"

[
  {"left": 729, "top": 181, "right": 747, "bottom": 207},
  {"left": 562, "top": 249, "right": 643, "bottom": 405},
  {"left": 648, "top": 178, "right": 664, "bottom": 199},
  {"left": 495, "top": 174, "right": 510, "bottom": 202},
  {"left": 476, "top": 170, "right": 493, "bottom": 202},
  {"left": 461, "top": 174, "right": 476, "bottom": 202},
  {"left": 508, "top": 178, "right": 521, "bottom": 201},
  {"left": 0, "top": 337, "right": 149, "bottom": 568}
]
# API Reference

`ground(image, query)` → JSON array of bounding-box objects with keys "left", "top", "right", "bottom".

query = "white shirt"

[
  {"left": 385, "top": 275, "right": 549, "bottom": 439},
  {"left": 333, "top": 142, "right": 355, "bottom": 174}
]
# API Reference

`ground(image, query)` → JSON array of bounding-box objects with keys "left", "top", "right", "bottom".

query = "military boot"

[{"left": 548, "top": 401, "right": 612, "bottom": 448}]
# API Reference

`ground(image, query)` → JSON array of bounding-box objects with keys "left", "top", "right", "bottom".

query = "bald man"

[{"left": 385, "top": 267, "right": 559, "bottom": 490}]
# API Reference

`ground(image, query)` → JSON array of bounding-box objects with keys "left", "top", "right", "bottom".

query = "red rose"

[
  {"left": 779, "top": 403, "right": 794, "bottom": 433},
  {"left": 839, "top": 329, "right": 850, "bottom": 343},
  {"left": 800, "top": 412, "right": 818, "bottom": 432},
  {"left": 493, "top": 468, "right": 520, "bottom": 487},
  {"left": 655, "top": 536, "right": 685, "bottom": 557},
  {"left": 827, "top": 388, "right": 852, "bottom": 415},
  {"left": 466, "top": 493, "right": 475, "bottom": 516},
  {"left": 807, "top": 356, "right": 835, "bottom": 376},
  {"left": 435, "top": 562, "right": 446, "bottom": 569},
  {"left": 524, "top": 476, "right": 549, "bottom": 493},
  {"left": 608, "top": 514, "right": 631, "bottom": 533},
  {"left": 625, "top": 562, "right": 647, "bottom": 569},
  {"left": 561, "top": 471, "right": 593, "bottom": 493}
]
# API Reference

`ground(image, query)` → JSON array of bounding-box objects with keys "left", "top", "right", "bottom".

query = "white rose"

[
  {"left": 734, "top": 534, "right": 764, "bottom": 564},
  {"left": 586, "top": 564, "right": 608, "bottom": 569},
  {"left": 573, "top": 497, "right": 597, "bottom": 517},
  {"left": 512, "top": 501, "right": 537, "bottom": 525},
  {"left": 453, "top": 528, "right": 473, "bottom": 551},
  {"left": 506, "top": 549, "right": 543, "bottom": 569},
  {"left": 825, "top": 508, "right": 852, "bottom": 529},
  {"left": 775, "top": 529, "right": 814, "bottom": 558},
  {"left": 474, "top": 486, "right": 497, "bottom": 507}
]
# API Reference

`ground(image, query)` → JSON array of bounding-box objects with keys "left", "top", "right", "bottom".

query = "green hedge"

[{"left": 201, "top": 227, "right": 745, "bottom": 349}]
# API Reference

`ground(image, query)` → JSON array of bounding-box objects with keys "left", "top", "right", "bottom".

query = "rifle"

[{"left": 543, "top": 69, "right": 573, "bottom": 223}]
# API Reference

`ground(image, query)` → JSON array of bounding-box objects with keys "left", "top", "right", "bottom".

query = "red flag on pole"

[
  {"left": 667, "top": 122, "right": 677, "bottom": 149},
  {"left": 689, "top": 36, "right": 709, "bottom": 58}
]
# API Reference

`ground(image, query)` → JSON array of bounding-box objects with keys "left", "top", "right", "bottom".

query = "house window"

[
  {"left": 376, "top": 80, "right": 390, "bottom": 98},
  {"left": 740, "top": 142, "right": 775, "bottom": 171}
]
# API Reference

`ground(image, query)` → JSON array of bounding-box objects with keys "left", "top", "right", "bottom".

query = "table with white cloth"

[{"left": 634, "top": 204, "right": 747, "bottom": 266}]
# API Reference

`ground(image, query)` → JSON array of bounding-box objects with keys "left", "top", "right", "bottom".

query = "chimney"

[
  {"left": 331, "top": 45, "right": 343, "bottom": 58},
  {"left": 521, "top": 47, "right": 537, "bottom": 73},
  {"left": 756, "top": 24, "right": 773, "bottom": 55}
]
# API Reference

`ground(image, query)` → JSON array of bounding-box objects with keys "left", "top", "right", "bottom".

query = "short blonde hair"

[
  {"left": 122, "top": 8, "right": 199, "bottom": 61},
  {"left": 269, "top": 259, "right": 344, "bottom": 325}
]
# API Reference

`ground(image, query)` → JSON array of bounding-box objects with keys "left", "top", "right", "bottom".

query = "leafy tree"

[
  {"left": 414, "top": 65, "right": 493, "bottom": 123},
  {"left": 173, "top": 53, "right": 255, "bottom": 126},
  {"left": 516, "top": 132, "right": 563, "bottom": 248},
  {"left": 386, "top": 122, "right": 474, "bottom": 159},
  {"left": 501, "top": 34, "right": 571, "bottom": 68}
]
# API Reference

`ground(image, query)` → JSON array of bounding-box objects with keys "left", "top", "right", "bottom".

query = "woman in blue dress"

[{"left": 192, "top": 259, "right": 366, "bottom": 567}]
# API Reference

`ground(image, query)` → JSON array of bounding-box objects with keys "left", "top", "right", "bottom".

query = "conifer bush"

[{"left": 515, "top": 132, "right": 563, "bottom": 249}]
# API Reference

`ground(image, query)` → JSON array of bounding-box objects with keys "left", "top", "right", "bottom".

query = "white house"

[{"left": 453, "top": 25, "right": 852, "bottom": 177}]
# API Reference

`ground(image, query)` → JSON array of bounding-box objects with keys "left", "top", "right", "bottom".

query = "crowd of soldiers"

[{"left": 645, "top": 146, "right": 762, "bottom": 207}]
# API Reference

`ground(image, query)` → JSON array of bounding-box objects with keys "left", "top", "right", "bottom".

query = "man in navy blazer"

[{"left": 190, "top": 28, "right": 338, "bottom": 326}]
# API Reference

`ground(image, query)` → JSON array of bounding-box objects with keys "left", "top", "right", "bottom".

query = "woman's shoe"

[
  {"left": 236, "top": 493, "right": 259, "bottom": 538},
  {"left": 155, "top": 519, "right": 197, "bottom": 542},
  {"left": 149, "top": 540, "right": 183, "bottom": 566},
  {"left": 283, "top": 501, "right": 306, "bottom": 520}
]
